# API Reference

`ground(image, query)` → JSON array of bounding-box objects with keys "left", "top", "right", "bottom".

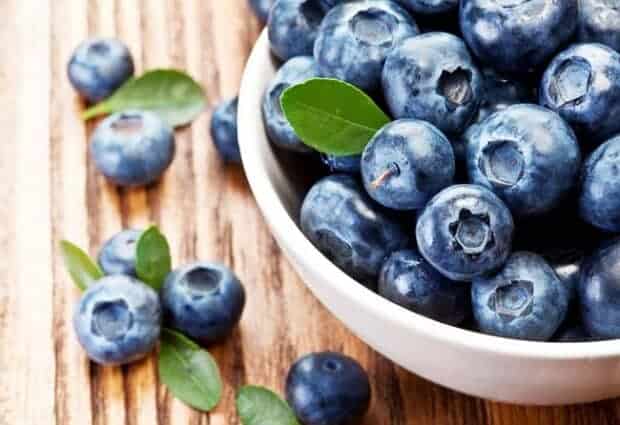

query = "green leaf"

[
  {"left": 158, "top": 328, "right": 222, "bottom": 412},
  {"left": 135, "top": 225, "right": 171, "bottom": 291},
  {"left": 281, "top": 78, "right": 391, "bottom": 156},
  {"left": 82, "top": 69, "right": 206, "bottom": 127},
  {"left": 236, "top": 386, "right": 300, "bottom": 425},
  {"left": 59, "top": 240, "right": 104, "bottom": 291}
]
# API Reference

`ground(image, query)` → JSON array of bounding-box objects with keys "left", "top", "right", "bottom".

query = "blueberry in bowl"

[
  {"left": 321, "top": 153, "right": 361, "bottom": 174},
  {"left": 248, "top": 0, "right": 273, "bottom": 23},
  {"left": 268, "top": 0, "right": 326, "bottom": 61},
  {"left": 577, "top": 0, "right": 620, "bottom": 53},
  {"left": 314, "top": 0, "right": 419, "bottom": 92},
  {"left": 98, "top": 229, "right": 143, "bottom": 276}
]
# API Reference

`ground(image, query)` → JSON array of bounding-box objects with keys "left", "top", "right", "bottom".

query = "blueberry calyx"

[
  {"left": 182, "top": 266, "right": 222, "bottom": 294},
  {"left": 479, "top": 140, "right": 525, "bottom": 188},
  {"left": 350, "top": 8, "right": 397, "bottom": 46},
  {"left": 91, "top": 299, "right": 134, "bottom": 341},
  {"left": 487, "top": 280, "right": 534, "bottom": 323},
  {"left": 111, "top": 113, "right": 145, "bottom": 134},
  {"left": 438, "top": 67, "right": 473, "bottom": 110},
  {"left": 548, "top": 57, "right": 593, "bottom": 108},
  {"left": 449, "top": 209, "right": 494, "bottom": 258}
]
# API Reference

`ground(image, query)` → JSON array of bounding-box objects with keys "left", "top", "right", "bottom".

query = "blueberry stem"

[{"left": 371, "top": 163, "right": 399, "bottom": 189}]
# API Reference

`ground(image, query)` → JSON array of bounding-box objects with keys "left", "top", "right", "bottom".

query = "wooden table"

[{"left": 1, "top": 1, "right": 618, "bottom": 424}]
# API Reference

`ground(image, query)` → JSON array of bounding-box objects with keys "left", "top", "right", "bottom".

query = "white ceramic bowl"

[{"left": 238, "top": 31, "right": 620, "bottom": 405}]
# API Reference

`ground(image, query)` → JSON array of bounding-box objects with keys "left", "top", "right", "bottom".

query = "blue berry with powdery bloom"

[
  {"left": 262, "top": 56, "right": 320, "bottom": 153},
  {"left": 162, "top": 262, "right": 246, "bottom": 345},
  {"left": 361, "top": 119, "right": 455, "bottom": 211},
  {"left": 90, "top": 110, "right": 175, "bottom": 187},
  {"left": 577, "top": 0, "right": 620, "bottom": 53},
  {"left": 314, "top": 0, "right": 419, "bottom": 92},
  {"left": 382, "top": 32, "right": 483, "bottom": 135},
  {"left": 472, "top": 252, "right": 569, "bottom": 341},
  {"left": 301, "top": 174, "right": 408, "bottom": 288},
  {"left": 98, "top": 229, "right": 142, "bottom": 276},
  {"left": 416, "top": 184, "right": 514, "bottom": 282},
  {"left": 321, "top": 154, "right": 361, "bottom": 174},
  {"left": 73, "top": 275, "right": 161, "bottom": 365},
  {"left": 379, "top": 249, "right": 469, "bottom": 325},
  {"left": 466, "top": 104, "right": 581, "bottom": 217},
  {"left": 67, "top": 38, "right": 134, "bottom": 103},
  {"left": 268, "top": 0, "right": 326, "bottom": 61},
  {"left": 286, "top": 352, "right": 371, "bottom": 425},
  {"left": 397, "top": 0, "right": 458, "bottom": 14},
  {"left": 540, "top": 43, "right": 620, "bottom": 143},
  {"left": 210, "top": 97, "right": 241, "bottom": 163}
]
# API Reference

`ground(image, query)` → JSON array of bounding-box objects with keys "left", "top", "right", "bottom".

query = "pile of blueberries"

[{"left": 257, "top": 0, "right": 620, "bottom": 342}]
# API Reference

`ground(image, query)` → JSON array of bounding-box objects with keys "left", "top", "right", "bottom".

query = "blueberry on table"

[
  {"left": 73, "top": 275, "right": 161, "bottom": 366},
  {"left": 268, "top": 0, "right": 325, "bottom": 61},
  {"left": 459, "top": 0, "right": 578, "bottom": 75},
  {"left": 580, "top": 239, "right": 620, "bottom": 339},
  {"left": 466, "top": 104, "right": 581, "bottom": 217},
  {"left": 577, "top": 0, "right": 620, "bottom": 53},
  {"left": 580, "top": 135, "right": 620, "bottom": 233},
  {"left": 262, "top": 56, "right": 320, "bottom": 153},
  {"left": 397, "top": 0, "right": 458, "bottom": 14},
  {"left": 90, "top": 110, "right": 175, "bottom": 187},
  {"left": 472, "top": 252, "right": 569, "bottom": 341},
  {"left": 67, "top": 38, "right": 134, "bottom": 104},
  {"left": 382, "top": 32, "right": 482, "bottom": 135},
  {"left": 286, "top": 352, "right": 371, "bottom": 425},
  {"left": 379, "top": 249, "right": 469, "bottom": 325},
  {"left": 248, "top": 0, "right": 273, "bottom": 23},
  {"left": 300, "top": 175, "right": 408, "bottom": 288},
  {"left": 361, "top": 119, "right": 455, "bottom": 211},
  {"left": 98, "top": 229, "right": 142, "bottom": 276},
  {"left": 161, "top": 262, "right": 246, "bottom": 345},
  {"left": 540, "top": 43, "right": 620, "bottom": 143},
  {"left": 321, "top": 154, "right": 361, "bottom": 174},
  {"left": 314, "top": 0, "right": 419, "bottom": 92},
  {"left": 210, "top": 97, "right": 241, "bottom": 164},
  {"left": 416, "top": 184, "right": 514, "bottom": 282}
]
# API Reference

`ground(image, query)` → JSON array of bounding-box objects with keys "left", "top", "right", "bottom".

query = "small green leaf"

[
  {"left": 82, "top": 69, "right": 206, "bottom": 127},
  {"left": 236, "top": 386, "right": 300, "bottom": 425},
  {"left": 281, "top": 78, "right": 391, "bottom": 156},
  {"left": 60, "top": 240, "right": 104, "bottom": 291},
  {"left": 158, "top": 328, "right": 222, "bottom": 412},
  {"left": 135, "top": 225, "right": 171, "bottom": 291}
]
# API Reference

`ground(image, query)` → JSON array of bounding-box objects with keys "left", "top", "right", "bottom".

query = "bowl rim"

[{"left": 238, "top": 30, "right": 620, "bottom": 361}]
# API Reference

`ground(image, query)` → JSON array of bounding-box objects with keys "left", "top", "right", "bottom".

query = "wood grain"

[{"left": 1, "top": 0, "right": 619, "bottom": 424}]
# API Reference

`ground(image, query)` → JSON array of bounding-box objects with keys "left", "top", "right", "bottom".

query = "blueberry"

[
  {"left": 416, "top": 184, "right": 514, "bottom": 281},
  {"left": 580, "top": 135, "right": 620, "bottom": 232},
  {"left": 321, "top": 154, "right": 361, "bottom": 174},
  {"left": 73, "top": 275, "right": 161, "bottom": 365},
  {"left": 577, "top": 0, "right": 620, "bottom": 53},
  {"left": 90, "top": 110, "right": 175, "bottom": 187},
  {"left": 543, "top": 248, "right": 584, "bottom": 304},
  {"left": 67, "top": 38, "right": 134, "bottom": 104},
  {"left": 361, "top": 119, "right": 455, "bottom": 210},
  {"left": 459, "top": 0, "right": 578, "bottom": 75},
  {"left": 466, "top": 104, "right": 581, "bottom": 217},
  {"left": 379, "top": 249, "right": 469, "bottom": 325},
  {"left": 314, "top": 0, "right": 419, "bottom": 92},
  {"left": 263, "top": 56, "right": 320, "bottom": 152},
  {"left": 98, "top": 229, "right": 142, "bottom": 276},
  {"left": 476, "top": 67, "right": 533, "bottom": 123},
  {"left": 210, "top": 97, "right": 241, "bottom": 164},
  {"left": 249, "top": 0, "right": 273, "bottom": 22},
  {"left": 382, "top": 32, "right": 483, "bottom": 135},
  {"left": 300, "top": 174, "right": 408, "bottom": 288},
  {"left": 397, "top": 0, "right": 458, "bottom": 14},
  {"left": 579, "top": 239, "right": 620, "bottom": 338},
  {"left": 268, "top": 0, "right": 325, "bottom": 61},
  {"left": 472, "top": 252, "right": 569, "bottom": 341},
  {"left": 161, "top": 262, "right": 246, "bottom": 345},
  {"left": 540, "top": 43, "right": 620, "bottom": 142},
  {"left": 286, "top": 352, "right": 371, "bottom": 425}
]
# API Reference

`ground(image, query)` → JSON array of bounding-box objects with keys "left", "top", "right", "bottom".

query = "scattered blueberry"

[
  {"left": 67, "top": 38, "right": 134, "bottom": 103},
  {"left": 210, "top": 97, "right": 241, "bottom": 164},
  {"left": 249, "top": 0, "right": 273, "bottom": 23},
  {"left": 382, "top": 32, "right": 482, "bottom": 135},
  {"left": 397, "top": 0, "right": 458, "bottom": 14},
  {"left": 472, "top": 252, "right": 569, "bottom": 341},
  {"left": 580, "top": 135, "right": 620, "bottom": 233},
  {"left": 268, "top": 0, "right": 325, "bottom": 61},
  {"left": 98, "top": 229, "right": 142, "bottom": 276},
  {"left": 286, "top": 352, "right": 371, "bottom": 425},
  {"left": 73, "top": 275, "right": 161, "bottom": 365},
  {"left": 466, "top": 104, "right": 581, "bottom": 217},
  {"left": 300, "top": 174, "right": 408, "bottom": 288},
  {"left": 361, "top": 119, "right": 455, "bottom": 210},
  {"left": 540, "top": 43, "right": 620, "bottom": 143},
  {"left": 90, "top": 110, "right": 175, "bottom": 187},
  {"left": 263, "top": 56, "right": 319, "bottom": 152},
  {"left": 459, "top": 0, "right": 578, "bottom": 75},
  {"left": 314, "top": 0, "right": 419, "bottom": 92},
  {"left": 416, "top": 184, "right": 514, "bottom": 281},
  {"left": 379, "top": 249, "right": 469, "bottom": 325},
  {"left": 577, "top": 0, "right": 620, "bottom": 53},
  {"left": 161, "top": 262, "right": 246, "bottom": 345},
  {"left": 321, "top": 154, "right": 361, "bottom": 174}
]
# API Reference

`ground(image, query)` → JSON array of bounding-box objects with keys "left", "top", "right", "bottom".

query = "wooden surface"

[{"left": 0, "top": 1, "right": 619, "bottom": 424}]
